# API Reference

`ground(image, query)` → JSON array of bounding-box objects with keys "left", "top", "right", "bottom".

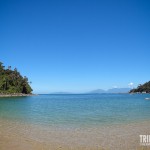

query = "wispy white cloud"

[
  {"left": 128, "top": 82, "right": 134, "bottom": 88},
  {"left": 113, "top": 85, "right": 118, "bottom": 88}
]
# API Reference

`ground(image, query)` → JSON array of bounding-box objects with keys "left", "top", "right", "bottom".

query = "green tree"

[{"left": 0, "top": 61, "right": 32, "bottom": 94}]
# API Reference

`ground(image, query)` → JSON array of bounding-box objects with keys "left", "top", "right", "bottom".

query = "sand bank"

[{"left": 0, "top": 119, "right": 150, "bottom": 150}]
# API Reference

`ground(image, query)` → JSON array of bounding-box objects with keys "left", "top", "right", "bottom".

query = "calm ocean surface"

[{"left": 0, "top": 94, "right": 150, "bottom": 127}]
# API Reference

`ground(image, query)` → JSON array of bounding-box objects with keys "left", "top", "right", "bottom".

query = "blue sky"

[{"left": 0, "top": 0, "right": 150, "bottom": 93}]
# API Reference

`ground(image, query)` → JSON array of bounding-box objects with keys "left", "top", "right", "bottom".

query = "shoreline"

[
  {"left": 0, "top": 93, "right": 37, "bottom": 97},
  {"left": 0, "top": 118, "right": 150, "bottom": 150}
]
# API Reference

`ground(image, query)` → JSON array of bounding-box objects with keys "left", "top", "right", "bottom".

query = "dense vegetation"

[
  {"left": 0, "top": 62, "right": 32, "bottom": 94},
  {"left": 129, "top": 81, "right": 150, "bottom": 93}
]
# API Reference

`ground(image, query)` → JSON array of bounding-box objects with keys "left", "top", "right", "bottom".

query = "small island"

[
  {"left": 0, "top": 62, "right": 33, "bottom": 97},
  {"left": 129, "top": 81, "right": 150, "bottom": 93}
]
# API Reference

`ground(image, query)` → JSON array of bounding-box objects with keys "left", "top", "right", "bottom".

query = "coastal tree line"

[
  {"left": 0, "top": 62, "right": 32, "bottom": 94},
  {"left": 129, "top": 81, "right": 150, "bottom": 93}
]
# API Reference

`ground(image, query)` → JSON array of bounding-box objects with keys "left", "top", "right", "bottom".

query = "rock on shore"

[{"left": 0, "top": 93, "right": 37, "bottom": 97}]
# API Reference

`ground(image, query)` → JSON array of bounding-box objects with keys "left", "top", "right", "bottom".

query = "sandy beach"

[{"left": 0, "top": 119, "right": 150, "bottom": 150}]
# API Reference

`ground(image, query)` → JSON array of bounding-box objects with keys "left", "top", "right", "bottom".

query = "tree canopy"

[
  {"left": 129, "top": 81, "right": 150, "bottom": 93},
  {"left": 0, "top": 62, "right": 32, "bottom": 94}
]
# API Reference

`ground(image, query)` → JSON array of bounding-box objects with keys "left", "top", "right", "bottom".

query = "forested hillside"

[
  {"left": 129, "top": 81, "right": 150, "bottom": 93},
  {"left": 0, "top": 62, "right": 32, "bottom": 94}
]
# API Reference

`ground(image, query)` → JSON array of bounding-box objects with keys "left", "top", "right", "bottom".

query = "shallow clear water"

[{"left": 0, "top": 94, "right": 150, "bottom": 127}]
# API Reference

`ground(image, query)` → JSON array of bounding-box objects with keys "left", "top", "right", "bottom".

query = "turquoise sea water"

[{"left": 0, "top": 94, "right": 150, "bottom": 127}]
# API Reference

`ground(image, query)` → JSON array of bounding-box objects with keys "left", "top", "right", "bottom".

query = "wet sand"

[{"left": 0, "top": 119, "right": 150, "bottom": 150}]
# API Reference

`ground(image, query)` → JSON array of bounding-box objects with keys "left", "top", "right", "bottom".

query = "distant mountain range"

[
  {"left": 88, "top": 89, "right": 106, "bottom": 93},
  {"left": 49, "top": 92, "right": 72, "bottom": 94},
  {"left": 49, "top": 88, "right": 131, "bottom": 94},
  {"left": 89, "top": 88, "right": 131, "bottom": 93}
]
